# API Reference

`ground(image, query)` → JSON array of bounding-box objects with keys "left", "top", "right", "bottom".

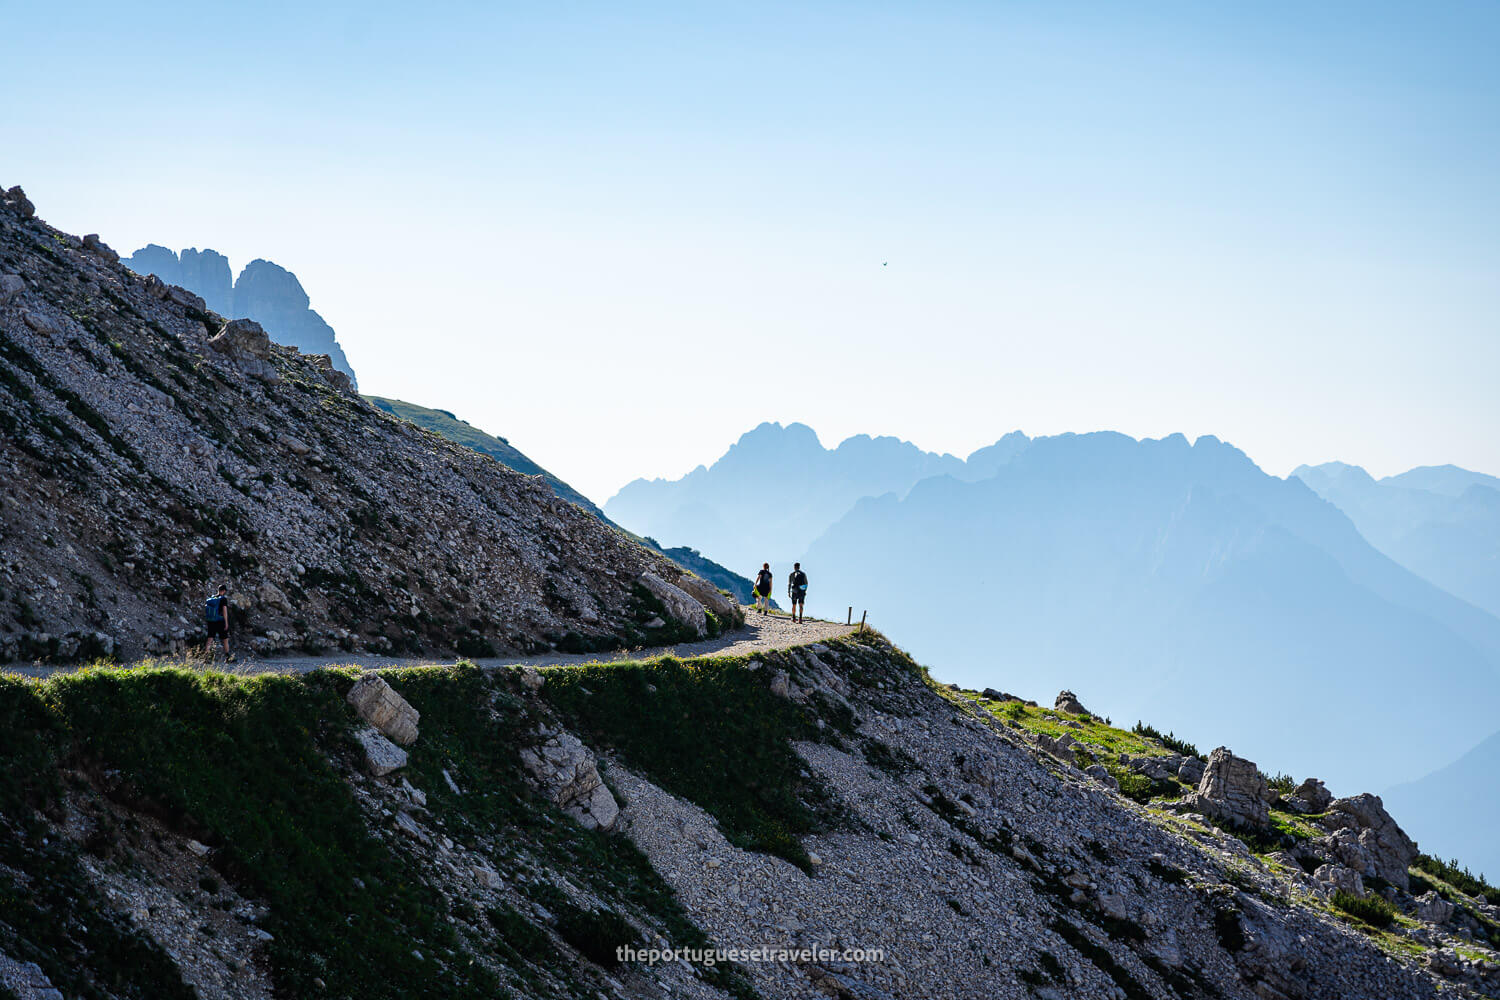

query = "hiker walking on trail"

[
  {"left": 753, "top": 563, "right": 774, "bottom": 615},
  {"left": 203, "top": 584, "right": 234, "bottom": 663},
  {"left": 787, "top": 563, "right": 808, "bottom": 623}
]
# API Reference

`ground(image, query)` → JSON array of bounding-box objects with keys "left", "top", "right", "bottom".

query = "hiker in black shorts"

[
  {"left": 753, "top": 563, "right": 773, "bottom": 615},
  {"left": 203, "top": 584, "right": 234, "bottom": 663},
  {"left": 787, "top": 563, "right": 808, "bottom": 623}
]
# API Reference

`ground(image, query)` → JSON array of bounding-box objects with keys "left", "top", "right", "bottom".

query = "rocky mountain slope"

[
  {"left": 2, "top": 632, "right": 1497, "bottom": 1000},
  {"left": 367, "top": 396, "right": 608, "bottom": 519},
  {"left": 366, "top": 397, "right": 758, "bottom": 603},
  {"left": 0, "top": 186, "right": 735, "bottom": 663},
  {"left": 121, "top": 246, "right": 357, "bottom": 385}
]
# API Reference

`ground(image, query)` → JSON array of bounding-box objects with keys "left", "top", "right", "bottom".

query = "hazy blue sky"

[{"left": 7, "top": 1, "right": 1497, "bottom": 502}]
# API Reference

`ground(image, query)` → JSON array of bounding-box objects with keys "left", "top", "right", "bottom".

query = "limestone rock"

[
  {"left": 1084, "top": 764, "right": 1120, "bottom": 790},
  {"left": 346, "top": 675, "right": 420, "bottom": 746},
  {"left": 255, "top": 580, "right": 292, "bottom": 613},
  {"left": 0, "top": 273, "right": 24, "bottom": 303},
  {"left": 1415, "top": 891, "right": 1455, "bottom": 925},
  {"left": 519, "top": 730, "right": 619, "bottom": 831},
  {"left": 1183, "top": 747, "right": 1269, "bottom": 828},
  {"left": 82, "top": 233, "right": 119, "bottom": 263},
  {"left": 308, "top": 353, "right": 354, "bottom": 392},
  {"left": 4, "top": 185, "right": 36, "bottom": 219},
  {"left": 1312, "top": 863, "right": 1365, "bottom": 899},
  {"left": 354, "top": 727, "right": 408, "bottom": 777},
  {"left": 1131, "top": 754, "right": 1182, "bottom": 783},
  {"left": 279, "top": 434, "right": 312, "bottom": 456},
  {"left": 1054, "top": 690, "right": 1088, "bottom": 714},
  {"left": 673, "top": 573, "right": 739, "bottom": 623},
  {"left": 1177, "top": 757, "right": 1206, "bottom": 785},
  {"left": 637, "top": 571, "right": 706, "bottom": 637},
  {"left": 769, "top": 669, "right": 794, "bottom": 700},
  {"left": 519, "top": 666, "right": 544, "bottom": 692},
  {"left": 206, "top": 318, "right": 280, "bottom": 382},
  {"left": 1289, "top": 777, "right": 1333, "bottom": 814},
  {"left": 167, "top": 284, "right": 207, "bottom": 312},
  {"left": 1318, "top": 793, "right": 1417, "bottom": 890}
]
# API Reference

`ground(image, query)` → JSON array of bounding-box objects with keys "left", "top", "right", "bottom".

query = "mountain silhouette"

[
  {"left": 800, "top": 432, "right": 1500, "bottom": 795},
  {"left": 605, "top": 421, "right": 1013, "bottom": 575},
  {"left": 1295, "top": 461, "right": 1500, "bottom": 617},
  {"left": 1385, "top": 728, "right": 1500, "bottom": 882}
]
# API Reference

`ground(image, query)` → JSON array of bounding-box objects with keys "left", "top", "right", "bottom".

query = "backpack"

[
  {"left": 791, "top": 570, "right": 808, "bottom": 594},
  {"left": 205, "top": 594, "right": 227, "bottom": 622},
  {"left": 755, "top": 569, "right": 772, "bottom": 591}
]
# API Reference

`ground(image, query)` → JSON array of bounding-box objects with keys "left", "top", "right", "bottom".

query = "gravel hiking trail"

[{"left": 3, "top": 610, "right": 862, "bottom": 678}]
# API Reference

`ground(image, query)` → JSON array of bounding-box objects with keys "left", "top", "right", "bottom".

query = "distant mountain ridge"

[
  {"left": 801, "top": 430, "right": 1500, "bottom": 791},
  {"left": 1295, "top": 461, "right": 1500, "bottom": 617},
  {"left": 122, "top": 245, "right": 357, "bottom": 386},
  {"left": 605, "top": 421, "right": 1028, "bottom": 574}
]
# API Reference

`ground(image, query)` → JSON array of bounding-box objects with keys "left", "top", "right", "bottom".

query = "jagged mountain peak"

[{"left": 121, "top": 244, "right": 356, "bottom": 387}]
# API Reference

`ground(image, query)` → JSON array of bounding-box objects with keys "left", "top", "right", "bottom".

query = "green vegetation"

[
  {"left": 1414, "top": 854, "right": 1500, "bottom": 906},
  {"left": 967, "top": 693, "right": 1192, "bottom": 803},
  {"left": 543, "top": 647, "right": 856, "bottom": 870},
  {"left": 0, "top": 663, "right": 752, "bottom": 1000},
  {"left": 975, "top": 696, "right": 1175, "bottom": 760},
  {"left": 1130, "top": 722, "right": 1200, "bottom": 760},
  {"left": 47, "top": 667, "right": 481, "bottom": 999},
  {"left": 1332, "top": 890, "right": 1397, "bottom": 929}
]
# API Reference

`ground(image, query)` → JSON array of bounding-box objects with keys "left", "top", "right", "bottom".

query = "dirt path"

[{"left": 3, "top": 611, "right": 861, "bottom": 678}]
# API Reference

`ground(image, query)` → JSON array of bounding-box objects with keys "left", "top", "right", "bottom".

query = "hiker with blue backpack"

[
  {"left": 203, "top": 584, "right": 235, "bottom": 663},
  {"left": 787, "top": 563, "right": 808, "bottom": 623}
]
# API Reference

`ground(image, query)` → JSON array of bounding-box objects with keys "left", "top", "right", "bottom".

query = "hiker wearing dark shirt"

[
  {"left": 753, "top": 563, "right": 773, "bottom": 615},
  {"left": 787, "top": 563, "right": 808, "bottom": 623},
  {"left": 203, "top": 584, "right": 234, "bottom": 663}
]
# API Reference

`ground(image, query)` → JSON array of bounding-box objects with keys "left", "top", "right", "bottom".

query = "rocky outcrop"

[
  {"left": 346, "top": 676, "right": 420, "bottom": 746},
  {"left": 206, "top": 319, "right": 279, "bottom": 383},
  {"left": 121, "top": 247, "right": 356, "bottom": 385},
  {"left": 1054, "top": 689, "right": 1089, "bottom": 714},
  {"left": 1177, "top": 756, "right": 1207, "bottom": 785},
  {"left": 1416, "top": 891, "right": 1456, "bottom": 925},
  {"left": 1313, "top": 863, "right": 1365, "bottom": 899},
  {"left": 1289, "top": 777, "right": 1333, "bottom": 813},
  {"left": 1318, "top": 793, "right": 1418, "bottom": 890},
  {"left": 354, "top": 727, "right": 408, "bottom": 777},
  {"left": 1184, "top": 746, "right": 1271, "bottom": 828},
  {"left": 519, "top": 729, "right": 619, "bottom": 831},
  {"left": 673, "top": 573, "right": 741, "bottom": 626},
  {"left": 637, "top": 571, "right": 708, "bottom": 637},
  {"left": 3, "top": 185, "right": 36, "bottom": 219}
]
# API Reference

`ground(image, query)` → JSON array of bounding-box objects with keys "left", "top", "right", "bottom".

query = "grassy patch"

[
  {"left": 1414, "top": 854, "right": 1500, "bottom": 906},
  {"left": 1332, "top": 890, "right": 1396, "bottom": 929},
  {"left": 543, "top": 651, "right": 840, "bottom": 871},
  {"left": 969, "top": 696, "right": 1173, "bottom": 760},
  {"left": 1130, "top": 721, "right": 1200, "bottom": 760},
  {"left": 48, "top": 667, "right": 482, "bottom": 999}
]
